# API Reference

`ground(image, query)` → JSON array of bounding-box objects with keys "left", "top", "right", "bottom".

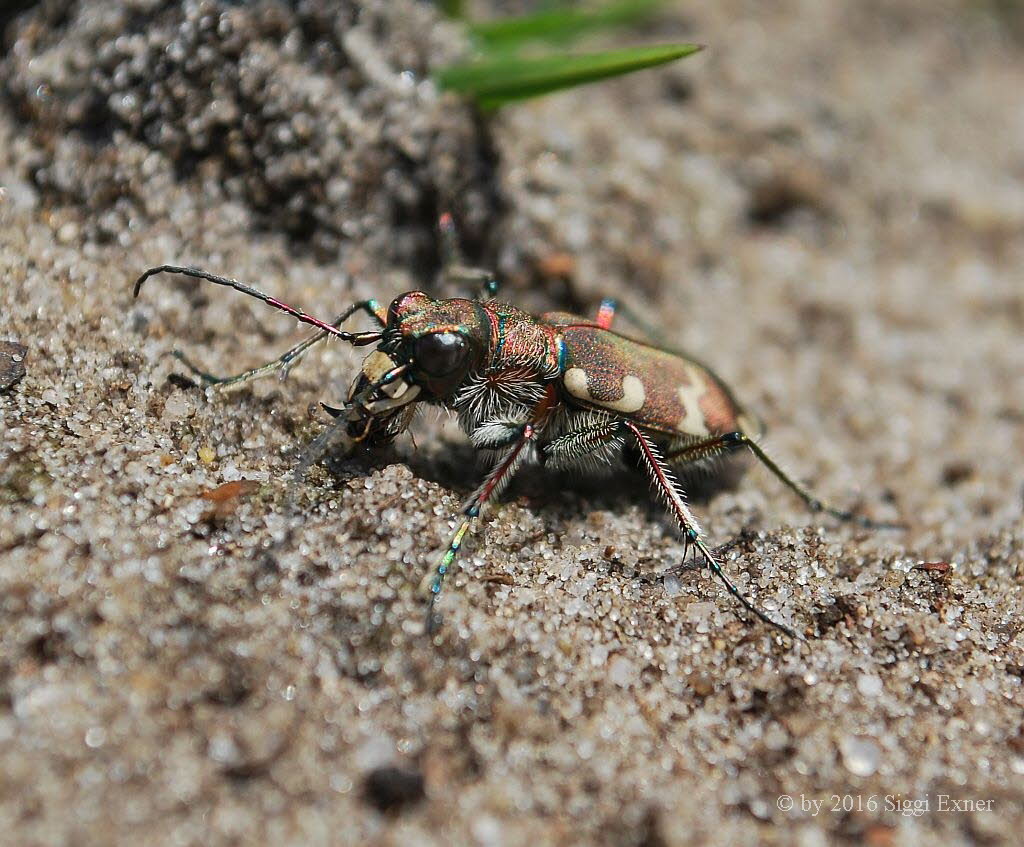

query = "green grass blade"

[
  {"left": 437, "top": 0, "right": 466, "bottom": 19},
  {"left": 436, "top": 43, "right": 702, "bottom": 109},
  {"left": 468, "top": 0, "right": 663, "bottom": 49}
]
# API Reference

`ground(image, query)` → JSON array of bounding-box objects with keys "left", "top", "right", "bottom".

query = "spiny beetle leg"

[
  {"left": 540, "top": 418, "right": 626, "bottom": 470},
  {"left": 470, "top": 418, "right": 534, "bottom": 450},
  {"left": 427, "top": 424, "right": 536, "bottom": 635},
  {"left": 665, "top": 431, "right": 903, "bottom": 531},
  {"left": 625, "top": 421, "right": 800, "bottom": 640}
]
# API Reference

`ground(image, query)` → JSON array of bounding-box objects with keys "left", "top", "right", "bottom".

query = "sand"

[{"left": 1, "top": 1, "right": 1023, "bottom": 844}]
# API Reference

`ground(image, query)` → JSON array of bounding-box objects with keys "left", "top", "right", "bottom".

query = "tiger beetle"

[{"left": 133, "top": 216, "right": 896, "bottom": 641}]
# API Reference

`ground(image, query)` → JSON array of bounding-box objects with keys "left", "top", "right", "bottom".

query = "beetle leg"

[
  {"left": 663, "top": 433, "right": 736, "bottom": 466},
  {"left": 286, "top": 413, "right": 353, "bottom": 508},
  {"left": 438, "top": 212, "right": 500, "bottom": 299},
  {"left": 625, "top": 421, "right": 799, "bottom": 640},
  {"left": 665, "top": 431, "right": 902, "bottom": 530},
  {"left": 595, "top": 298, "right": 617, "bottom": 329},
  {"left": 426, "top": 423, "right": 538, "bottom": 634},
  {"left": 447, "top": 265, "right": 500, "bottom": 301},
  {"left": 591, "top": 296, "right": 674, "bottom": 347},
  {"left": 541, "top": 418, "right": 626, "bottom": 470},
  {"left": 169, "top": 299, "right": 388, "bottom": 391},
  {"left": 470, "top": 417, "right": 533, "bottom": 450}
]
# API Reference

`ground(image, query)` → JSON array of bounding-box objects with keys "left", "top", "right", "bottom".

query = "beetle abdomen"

[{"left": 557, "top": 324, "right": 751, "bottom": 438}]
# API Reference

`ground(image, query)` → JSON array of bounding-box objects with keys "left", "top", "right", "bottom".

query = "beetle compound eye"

[{"left": 415, "top": 332, "right": 469, "bottom": 376}]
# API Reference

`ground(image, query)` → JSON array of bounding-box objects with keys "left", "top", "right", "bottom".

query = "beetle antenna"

[{"left": 133, "top": 265, "right": 382, "bottom": 346}]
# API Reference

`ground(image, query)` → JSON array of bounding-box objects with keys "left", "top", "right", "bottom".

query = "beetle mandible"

[{"left": 134, "top": 227, "right": 891, "bottom": 640}]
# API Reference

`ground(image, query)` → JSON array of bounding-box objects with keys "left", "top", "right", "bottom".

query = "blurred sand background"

[{"left": 1, "top": 1, "right": 1023, "bottom": 844}]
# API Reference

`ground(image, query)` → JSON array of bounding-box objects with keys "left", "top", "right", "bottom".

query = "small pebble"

[
  {"left": 0, "top": 341, "right": 27, "bottom": 392},
  {"left": 841, "top": 737, "right": 881, "bottom": 777},
  {"left": 857, "top": 674, "right": 883, "bottom": 698}
]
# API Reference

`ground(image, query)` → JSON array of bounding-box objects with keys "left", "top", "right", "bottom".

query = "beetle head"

[{"left": 341, "top": 292, "right": 488, "bottom": 446}]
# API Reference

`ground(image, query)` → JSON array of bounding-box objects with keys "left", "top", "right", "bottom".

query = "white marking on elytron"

[
  {"left": 677, "top": 364, "right": 711, "bottom": 436},
  {"left": 564, "top": 367, "right": 645, "bottom": 413}
]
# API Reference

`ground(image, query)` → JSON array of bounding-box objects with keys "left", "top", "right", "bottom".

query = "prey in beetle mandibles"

[{"left": 134, "top": 247, "right": 892, "bottom": 639}]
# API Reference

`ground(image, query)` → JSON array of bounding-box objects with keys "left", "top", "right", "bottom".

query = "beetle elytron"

[{"left": 134, "top": 236, "right": 888, "bottom": 640}]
